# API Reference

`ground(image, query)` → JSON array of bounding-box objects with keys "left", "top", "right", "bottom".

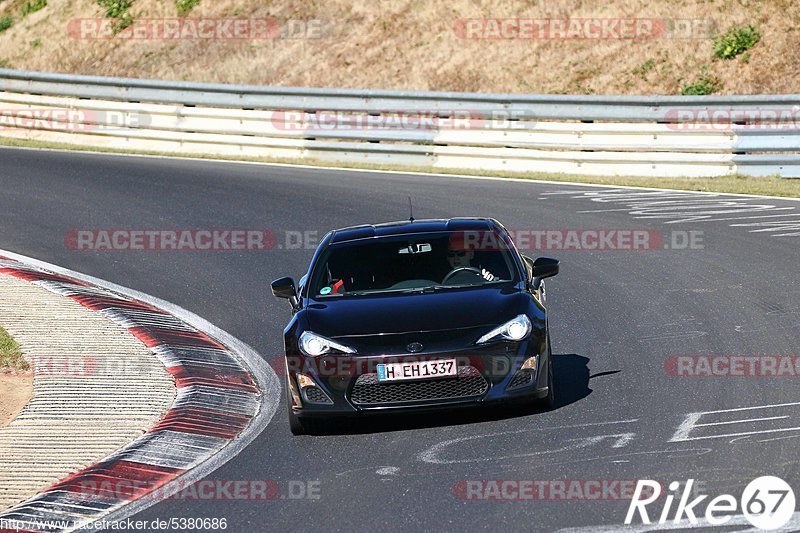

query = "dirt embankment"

[
  {"left": 0, "top": 373, "right": 32, "bottom": 428},
  {"left": 0, "top": 0, "right": 796, "bottom": 95}
]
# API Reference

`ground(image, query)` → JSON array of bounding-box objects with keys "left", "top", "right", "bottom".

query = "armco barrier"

[{"left": 1, "top": 69, "right": 799, "bottom": 178}]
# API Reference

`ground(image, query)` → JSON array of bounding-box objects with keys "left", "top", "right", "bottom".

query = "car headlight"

[
  {"left": 476, "top": 314, "right": 532, "bottom": 345},
  {"left": 299, "top": 331, "right": 357, "bottom": 356}
]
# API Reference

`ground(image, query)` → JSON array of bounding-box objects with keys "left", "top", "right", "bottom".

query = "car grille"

[
  {"left": 350, "top": 366, "right": 488, "bottom": 406},
  {"left": 507, "top": 369, "right": 534, "bottom": 390},
  {"left": 302, "top": 386, "right": 333, "bottom": 404}
]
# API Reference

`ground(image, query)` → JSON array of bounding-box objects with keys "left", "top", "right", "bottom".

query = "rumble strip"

[{"left": 0, "top": 254, "right": 271, "bottom": 532}]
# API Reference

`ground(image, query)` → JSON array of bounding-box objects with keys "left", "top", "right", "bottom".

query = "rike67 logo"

[{"left": 626, "top": 477, "right": 796, "bottom": 530}]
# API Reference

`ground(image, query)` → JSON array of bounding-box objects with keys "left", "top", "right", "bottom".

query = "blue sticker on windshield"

[{"left": 320, "top": 286, "right": 332, "bottom": 295}]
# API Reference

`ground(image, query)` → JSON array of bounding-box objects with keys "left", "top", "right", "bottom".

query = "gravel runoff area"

[{"left": 0, "top": 273, "right": 176, "bottom": 512}]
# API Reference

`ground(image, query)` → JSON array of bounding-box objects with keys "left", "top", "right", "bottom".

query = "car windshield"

[{"left": 310, "top": 230, "right": 519, "bottom": 297}]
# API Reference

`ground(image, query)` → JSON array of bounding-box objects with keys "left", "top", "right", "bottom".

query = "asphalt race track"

[{"left": 2, "top": 146, "right": 800, "bottom": 531}]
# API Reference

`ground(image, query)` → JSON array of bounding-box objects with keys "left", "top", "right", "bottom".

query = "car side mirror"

[
  {"left": 271, "top": 276, "right": 299, "bottom": 310},
  {"left": 532, "top": 257, "right": 560, "bottom": 279}
]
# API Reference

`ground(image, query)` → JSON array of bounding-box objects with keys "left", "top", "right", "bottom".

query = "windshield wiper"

[
  {"left": 333, "top": 282, "right": 506, "bottom": 297},
  {"left": 432, "top": 281, "right": 507, "bottom": 290},
  {"left": 346, "top": 288, "right": 415, "bottom": 296},
  {"left": 398, "top": 286, "right": 436, "bottom": 294},
  {"left": 345, "top": 286, "right": 437, "bottom": 296}
]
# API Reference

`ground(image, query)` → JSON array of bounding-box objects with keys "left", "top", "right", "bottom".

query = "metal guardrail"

[{"left": 1, "top": 69, "right": 799, "bottom": 178}]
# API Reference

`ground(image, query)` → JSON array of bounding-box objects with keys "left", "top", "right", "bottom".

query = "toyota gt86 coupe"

[{"left": 271, "top": 217, "right": 560, "bottom": 435}]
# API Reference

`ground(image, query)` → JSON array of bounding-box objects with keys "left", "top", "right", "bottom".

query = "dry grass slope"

[{"left": 0, "top": 0, "right": 798, "bottom": 94}]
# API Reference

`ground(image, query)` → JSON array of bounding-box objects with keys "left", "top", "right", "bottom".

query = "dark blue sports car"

[{"left": 271, "top": 217, "right": 559, "bottom": 435}]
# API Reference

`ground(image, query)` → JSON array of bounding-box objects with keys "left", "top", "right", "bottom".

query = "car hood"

[{"left": 304, "top": 286, "right": 529, "bottom": 339}]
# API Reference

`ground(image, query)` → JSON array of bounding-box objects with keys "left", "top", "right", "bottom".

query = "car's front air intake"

[{"left": 350, "top": 366, "right": 488, "bottom": 406}]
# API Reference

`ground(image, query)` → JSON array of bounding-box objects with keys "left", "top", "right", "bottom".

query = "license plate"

[{"left": 376, "top": 359, "right": 457, "bottom": 382}]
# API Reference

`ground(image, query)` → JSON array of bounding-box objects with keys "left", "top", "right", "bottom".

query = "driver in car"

[{"left": 445, "top": 242, "right": 497, "bottom": 282}]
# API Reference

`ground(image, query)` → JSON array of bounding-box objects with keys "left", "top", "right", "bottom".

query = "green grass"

[
  {"left": 0, "top": 325, "right": 28, "bottom": 373},
  {"left": 680, "top": 67, "right": 722, "bottom": 95},
  {"left": 97, "top": 0, "right": 133, "bottom": 18},
  {"left": 1, "top": 136, "right": 798, "bottom": 198},
  {"left": 713, "top": 25, "right": 760, "bottom": 60},
  {"left": 96, "top": 0, "right": 134, "bottom": 33},
  {"left": 632, "top": 59, "right": 655, "bottom": 77},
  {"left": 680, "top": 76, "right": 718, "bottom": 95},
  {"left": 0, "top": 16, "right": 14, "bottom": 33},
  {"left": 112, "top": 14, "right": 134, "bottom": 33},
  {"left": 19, "top": 0, "right": 47, "bottom": 18},
  {"left": 176, "top": 0, "right": 200, "bottom": 17}
]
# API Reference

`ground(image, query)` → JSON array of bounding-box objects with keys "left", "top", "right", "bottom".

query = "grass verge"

[
  {"left": 0, "top": 325, "right": 28, "bottom": 373},
  {"left": 1, "top": 136, "right": 799, "bottom": 199}
]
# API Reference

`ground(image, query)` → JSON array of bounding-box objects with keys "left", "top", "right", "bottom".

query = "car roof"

[{"left": 329, "top": 217, "right": 498, "bottom": 244}]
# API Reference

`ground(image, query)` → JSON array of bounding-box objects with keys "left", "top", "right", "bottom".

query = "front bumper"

[{"left": 286, "top": 341, "right": 548, "bottom": 417}]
